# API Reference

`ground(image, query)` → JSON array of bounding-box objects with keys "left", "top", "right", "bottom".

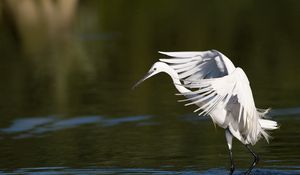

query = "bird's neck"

[{"left": 162, "top": 65, "right": 191, "bottom": 94}]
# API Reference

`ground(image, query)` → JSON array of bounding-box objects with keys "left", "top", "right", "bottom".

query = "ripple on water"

[{"left": 2, "top": 167, "right": 300, "bottom": 175}]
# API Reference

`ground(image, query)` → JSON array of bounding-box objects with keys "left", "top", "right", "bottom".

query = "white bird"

[{"left": 133, "top": 50, "right": 278, "bottom": 175}]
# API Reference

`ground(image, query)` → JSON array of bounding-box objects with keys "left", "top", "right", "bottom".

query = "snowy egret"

[{"left": 133, "top": 50, "right": 278, "bottom": 175}]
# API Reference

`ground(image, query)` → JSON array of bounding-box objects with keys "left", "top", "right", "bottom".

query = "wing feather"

[
  {"left": 159, "top": 58, "right": 196, "bottom": 64},
  {"left": 158, "top": 50, "right": 276, "bottom": 144},
  {"left": 159, "top": 51, "right": 205, "bottom": 58},
  {"left": 170, "top": 60, "right": 199, "bottom": 69},
  {"left": 160, "top": 50, "right": 276, "bottom": 144},
  {"left": 182, "top": 67, "right": 258, "bottom": 130},
  {"left": 179, "top": 64, "right": 204, "bottom": 79},
  {"left": 176, "top": 62, "right": 200, "bottom": 73},
  {"left": 159, "top": 50, "right": 235, "bottom": 83}
]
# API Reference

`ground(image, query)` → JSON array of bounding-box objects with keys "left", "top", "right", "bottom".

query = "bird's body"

[{"left": 133, "top": 50, "right": 278, "bottom": 174}]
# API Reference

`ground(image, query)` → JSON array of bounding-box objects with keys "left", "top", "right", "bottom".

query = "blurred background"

[{"left": 0, "top": 0, "right": 300, "bottom": 174}]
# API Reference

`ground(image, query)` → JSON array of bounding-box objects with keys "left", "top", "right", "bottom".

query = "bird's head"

[{"left": 132, "top": 62, "right": 168, "bottom": 89}]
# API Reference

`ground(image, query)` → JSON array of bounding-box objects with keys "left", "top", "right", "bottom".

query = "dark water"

[{"left": 0, "top": 1, "right": 300, "bottom": 174}]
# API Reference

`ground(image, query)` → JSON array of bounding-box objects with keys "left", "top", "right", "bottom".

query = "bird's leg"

[
  {"left": 244, "top": 144, "right": 259, "bottom": 175},
  {"left": 225, "top": 129, "right": 235, "bottom": 175}
]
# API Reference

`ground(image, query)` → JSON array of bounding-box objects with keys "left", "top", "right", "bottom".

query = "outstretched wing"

[
  {"left": 159, "top": 50, "right": 235, "bottom": 84},
  {"left": 182, "top": 67, "right": 258, "bottom": 127}
]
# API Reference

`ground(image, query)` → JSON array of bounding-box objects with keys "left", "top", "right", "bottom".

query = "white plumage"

[
  {"left": 133, "top": 50, "right": 278, "bottom": 175},
  {"left": 159, "top": 50, "right": 277, "bottom": 145}
]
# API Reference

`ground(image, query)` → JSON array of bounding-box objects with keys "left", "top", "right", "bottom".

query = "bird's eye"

[{"left": 154, "top": 68, "right": 157, "bottom": 71}]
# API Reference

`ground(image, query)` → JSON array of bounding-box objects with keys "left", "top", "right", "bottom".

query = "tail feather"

[
  {"left": 259, "top": 119, "right": 279, "bottom": 130},
  {"left": 257, "top": 109, "right": 278, "bottom": 143}
]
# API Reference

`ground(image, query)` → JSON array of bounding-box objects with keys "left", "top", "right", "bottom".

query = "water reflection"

[
  {"left": 0, "top": 112, "right": 299, "bottom": 173},
  {"left": 1, "top": 117, "right": 55, "bottom": 133},
  {"left": 270, "top": 107, "right": 300, "bottom": 117},
  {"left": 2, "top": 167, "right": 300, "bottom": 175},
  {"left": 0, "top": 115, "right": 152, "bottom": 139},
  {"left": 4, "top": 104, "right": 298, "bottom": 139}
]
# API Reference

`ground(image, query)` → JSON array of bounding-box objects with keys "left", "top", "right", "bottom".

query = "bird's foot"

[{"left": 229, "top": 164, "right": 235, "bottom": 175}]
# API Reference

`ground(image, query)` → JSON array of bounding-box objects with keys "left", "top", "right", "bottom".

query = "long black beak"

[{"left": 132, "top": 70, "right": 154, "bottom": 90}]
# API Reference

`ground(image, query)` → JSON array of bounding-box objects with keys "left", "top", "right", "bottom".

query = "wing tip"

[
  {"left": 158, "top": 51, "right": 168, "bottom": 55},
  {"left": 158, "top": 51, "right": 205, "bottom": 58}
]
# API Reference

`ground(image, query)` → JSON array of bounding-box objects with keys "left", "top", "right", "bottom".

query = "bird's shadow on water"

[{"left": 2, "top": 167, "right": 300, "bottom": 175}]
